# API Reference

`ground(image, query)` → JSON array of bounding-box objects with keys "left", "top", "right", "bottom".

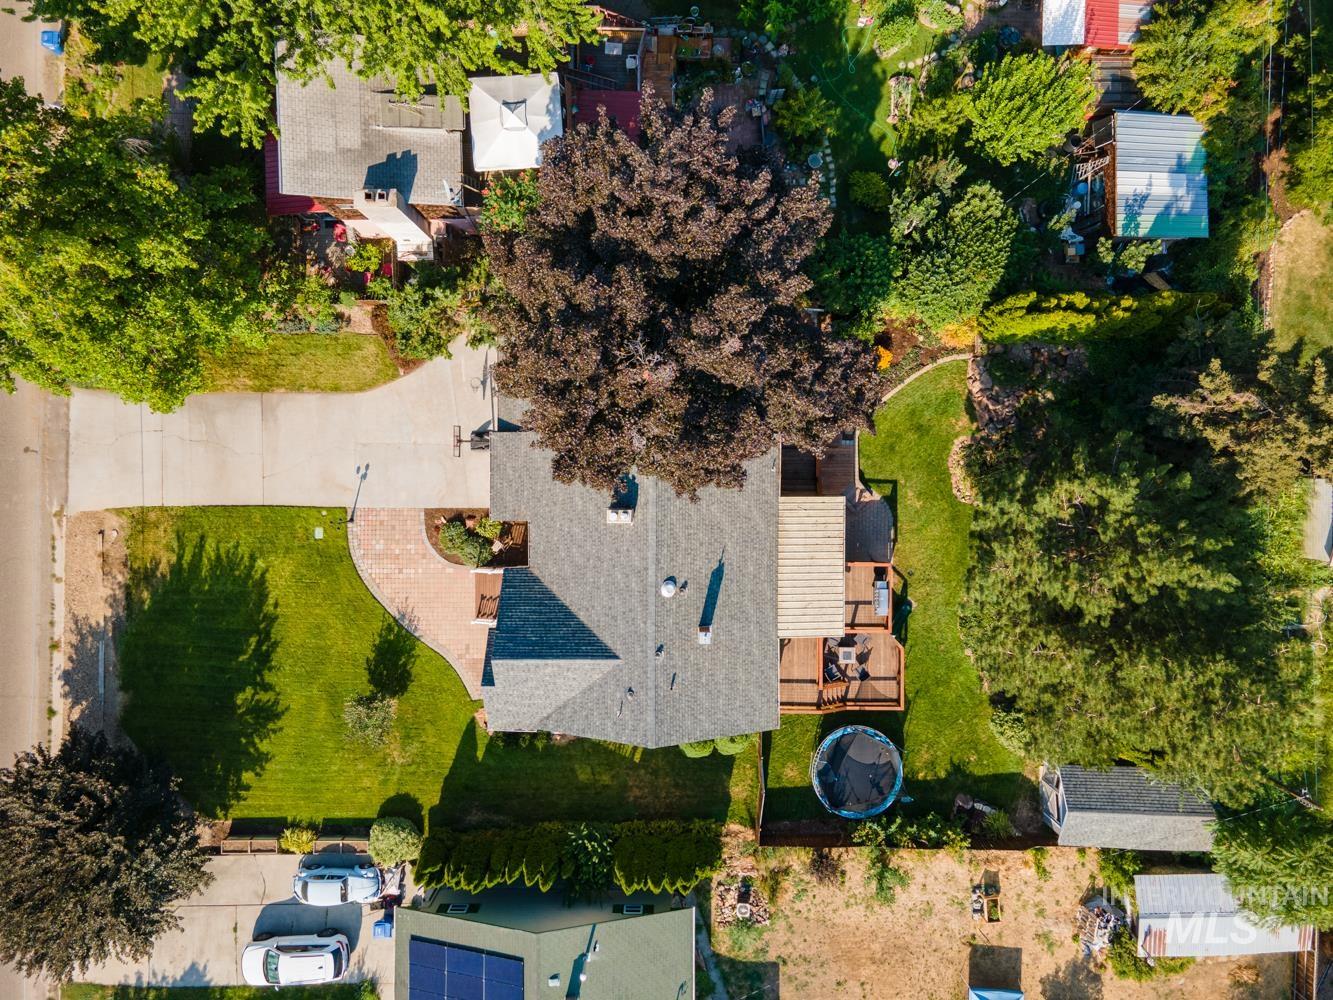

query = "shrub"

[
  {"left": 1107, "top": 926, "right": 1195, "bottom": 980},
  {"left": 978, "top": 290, "right": 1216, "bottom": 344},
  {"left": 1098, "top": 849, "right": 1142, "bottom": 902},
  {"left": 808, "top": 848, "right": 845, "bottom": 885},
  {"left": 875, "top": 3, "right": 918, "bottom": 52},
  {"left": 988, "top": 707, "right": 1033, "bottom": 758},
  {"left": 438, "top": 521, "right": 494, "bottom": 568},
  {"left": 918, "top": 0, "right": 963, "bottom": 31},
  {"left": 679, "top": 739, "right": 716, "bottom": 758},
  {"left": 474, "top": 516, "right": 503, "bottom": 541},
  {"left": 850, "top": 171, "right": 893, "bottom": 212},
  {"left": 346, "top": 241, "right": 384, "bottom": 273},
  {"left": 612, "top": 820, "right": 724, "bottom": 895},
  {"left": 279, "top": 826, "right": 318, "bottom": 854},
  {"left": 810, "top": 232, "right": 898, "bottom": 335},
  {"left": 857, "top": 812, "right": 970, "bottom": 852},
  {"left": 563, "top": 823, "right": 614, "bottom": 901},
  {"left": 480, "top": 169, "right": 540, "bottom": 233},
  {"left": 774, "top": 87, "right": 834, "bottom": 153},
  {"left": 866, "top": 854, "right": 910, "bottom": 905},
  {"left": 343, "top": 693, "right": 397, "bottom": 746},
  {"left": 981, "top": 809, "right": 1016, "bottom": 841},
  {"left": 713, "top": 733, "right": 756, "bottom": 756},
  {"left": 369, "top": 816, "right": 422, "bottom": 866},
  {"left": 1029, "top": 846, "right": 1052, "bottom": 882}
]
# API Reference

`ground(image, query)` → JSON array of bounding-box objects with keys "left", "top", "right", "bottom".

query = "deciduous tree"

[
  {"left": 0, "top": 83, "right": 274, "bottom": 408},
  {"left": 0, "top": 727, "right": 212, "bottom": 980},
  {"left": 484, "top": 93, "right": 882, "bottom": 496}
]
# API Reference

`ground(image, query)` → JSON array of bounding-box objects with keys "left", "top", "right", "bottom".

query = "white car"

[
  {"left": 241, "top": 931, "right": 350, "bottom": 987},
  {"left": 292, "top": 862, "right": 382, "bottom": 905}
]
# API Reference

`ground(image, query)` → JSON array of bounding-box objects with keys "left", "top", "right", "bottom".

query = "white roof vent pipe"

[{"left": 660, "top": 577, "right": 678, "bottom": 598}]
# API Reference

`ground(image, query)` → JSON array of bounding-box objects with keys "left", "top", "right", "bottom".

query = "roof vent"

[
  {"left": 620, "top": 903, "right": 645, "bottom": 915},
  {"left": 660, "top": 577, "right": 678, "bottom": 598},
  {"left": 445, "top": 903, "right": 471, "bottom": 914},
  {"left": 698, "top": 625, "right": 712, "bottom": 645},
  {"left": 548, "top": 974, "right": 561, "bottom": 988},
  {"left": 606, "top": 507, "right": 633, "bottom": 524}
]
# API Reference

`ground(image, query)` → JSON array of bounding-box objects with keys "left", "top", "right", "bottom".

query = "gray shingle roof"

[
  {"left": 1051, "top": 765, "right": 1215, "bottom": 851},
  {"left": 485, "top": 431, "right": 781, "bottom": 748},
  {"left": 274, "top": 53, "right": 464, "bottom": 204}
]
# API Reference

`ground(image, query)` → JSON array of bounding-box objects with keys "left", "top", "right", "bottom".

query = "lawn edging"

[{"left": 878, "top": 352, "right": 970, "bottom": 405}]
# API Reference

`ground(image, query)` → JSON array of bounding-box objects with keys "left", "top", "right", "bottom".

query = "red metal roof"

[
  {"left": 1085, "top": 0, "right": 1154, "bottom": 48},
  {"left": 572, "top": 88, "right": 641, "bottom": 139},
  {"left": 264, "top": 135, "right": 327, "bottom": 216}
]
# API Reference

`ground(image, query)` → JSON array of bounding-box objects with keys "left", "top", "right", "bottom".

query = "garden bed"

[{"left": 423, "top": 508, "right": 528, "bottom": 568}]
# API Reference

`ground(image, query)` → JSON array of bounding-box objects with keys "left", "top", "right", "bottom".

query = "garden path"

[{"left": 348, "top": 508, "right": 491, "bottom": 698}]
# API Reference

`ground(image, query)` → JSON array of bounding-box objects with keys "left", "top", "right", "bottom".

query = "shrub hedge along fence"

[{"left": 414, "top": 819, "right": 723, "bottom": 896}]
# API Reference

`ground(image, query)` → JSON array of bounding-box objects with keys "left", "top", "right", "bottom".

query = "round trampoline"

[{"left": 810, "top": 725, "right": 903, "bottom": 819}]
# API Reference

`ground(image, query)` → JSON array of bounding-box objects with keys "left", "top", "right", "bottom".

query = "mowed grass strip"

[
  {"left": 202, "top": 333, "right": 399, "bottom": 394},
  {"left": 765, "top": 362, "right": 1022, "bottom": 820},
  {"left": 1270, "top": 211, "right": 1333, "bottom": 363},
  {"left": 119, "top": 507, "right": 755, "bottom": 827}
]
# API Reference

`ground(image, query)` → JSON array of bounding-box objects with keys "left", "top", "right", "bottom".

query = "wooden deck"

[
  {"left": 779, "top": 632, "right": 905, "bottom": 713},
  {"left": 473, "top": 570, "right": 502, "bottom": 625},
  {"left": 845, "top": 561, "right": 892, "bottom": 632}
]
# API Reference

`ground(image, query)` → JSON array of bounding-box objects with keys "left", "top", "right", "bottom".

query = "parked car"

[
  {"left": 292, "top": 862, "right": 382, "bottom": 905},
  {"left": 241, "top": 931, "right": 350, "bottom": 987}
]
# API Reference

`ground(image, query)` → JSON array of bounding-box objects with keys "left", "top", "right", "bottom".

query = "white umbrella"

[{"left": 469, "top": 74, "right": 563, "bottom": 172}]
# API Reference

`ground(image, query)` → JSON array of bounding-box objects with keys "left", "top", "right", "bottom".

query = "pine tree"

[
  {"left": 0, "top": 727, "right": 213, "bottom": 980},
  {"left": 1212, "top": 809, "right": 1333, "bottom": 929}
]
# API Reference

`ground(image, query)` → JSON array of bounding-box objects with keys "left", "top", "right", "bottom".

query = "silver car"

[
  {"left": 292, "top": 862, "right": 382, "bottom": 905},
  {"left": 241, "top": 930, "right": 349, "bottom": 987}
]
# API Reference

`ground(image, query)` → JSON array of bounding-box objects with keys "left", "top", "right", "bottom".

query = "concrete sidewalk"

[
  {"left": 67, "top": 344, "right": 495, "bottom": 513},
  {"left": 82, "top": 855, "right": 397, "bottom": 991}
]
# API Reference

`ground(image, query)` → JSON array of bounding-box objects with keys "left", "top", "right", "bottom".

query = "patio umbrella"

[{"left": 468, "top": 74, "right": 563, "bottom": 172}]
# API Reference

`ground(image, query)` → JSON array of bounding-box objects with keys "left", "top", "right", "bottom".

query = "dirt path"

[
  {"left": 61, "top": 510, "right": 129, "bottom": 740},
  {"left": 711, "top": 846, "right": 1287, "bottom": 999}
]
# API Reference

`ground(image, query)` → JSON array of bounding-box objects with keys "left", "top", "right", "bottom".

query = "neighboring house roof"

[
  {"left": 395, "top": 887, "right": 694, "bottom": 1000},
  {"left": 274, "top": 53, "right": 464, "bottom": 203},
  {"left": 1114, "top": 111, "right": 1209, "bottom": 239},
  {"left": 1135, "top": 874, "right": 1316, "bottom": 958},
  {"left": 469, "top": 74, "right": 563, "bottom": 172},
  {"left": 1042, "top": 0, "right": 1086, "bottom": 46},
  {"left": 1044, "top": 0, "right": 1154, "bottom": 46},
  {"left": 777, "top": 496, "right": 845, "bottom": 638},
  {"left": 1304, "top": 477, "right": 1333, "bottom": 563},
  {"left": 485, "top": 431, "right": 780, "bottom": 748},
  {"left": 572, "top": 87, "right": 643, "bottom": 139},
  {"left": 1085, "top": 0, "right": 1154, "bottom": 46},
  {"left": 1041, "top": 765, "right": 1216, "bottom": 851}
]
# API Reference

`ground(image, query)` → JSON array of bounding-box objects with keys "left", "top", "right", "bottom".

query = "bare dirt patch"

[
  {"left": 61, "top": 510, "right": 128, "bottom": 740},
  {"left": 709, "top": 845, "right": 1288, "bottom": 999}
]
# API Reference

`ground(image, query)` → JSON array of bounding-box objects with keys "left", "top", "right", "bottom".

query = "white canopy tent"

[{"left": 468, "top": 74, "right": 563, "bottom": 172}]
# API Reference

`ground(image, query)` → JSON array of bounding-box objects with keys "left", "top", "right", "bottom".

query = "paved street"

[
  {"left": 0, "top": 381, "right": 66, "bottom": 1000},
  {"left": 67, "top": 345, "right": 495, "bottom": 512},
  {"left": 0, "top": 0, "right": 63, "bottom": 102},
  {"left": 81, "top": 855, "right": 398, "bottom": 989}
]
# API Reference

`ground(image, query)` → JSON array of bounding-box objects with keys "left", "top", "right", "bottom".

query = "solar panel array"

[{"left": 409, "top": 937, "right": 525, "bottom": 1000}]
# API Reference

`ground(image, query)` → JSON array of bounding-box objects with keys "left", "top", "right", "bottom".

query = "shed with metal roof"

[
  {"left": 1305, "top": 477, "right": 1333, "bottom": 564},
  {"left": 1135, "top": 874, "right": 1316, "bottom": 958},
  {"left": 1111, "top": 111, "right": 1209, "bottom": 239}
]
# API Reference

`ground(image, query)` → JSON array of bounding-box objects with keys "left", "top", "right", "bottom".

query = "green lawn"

[
  {"left": 1271, "top": 211, "right": 1333, "bottom": 363},
  {"left": 764, "top": 361, "right": 1023, "bottom": 821},
  {"left": 64, "top": 29, "right": 167, "bottom": 116},
  {"left": 64, "top": 987, "right": 368, "bottom": 1000},
  {"left": 119, "top": 508, "right": 756, "bottom": 828},
  {"left": 202, "top": 334, "right": 400, "bottom": 394}
]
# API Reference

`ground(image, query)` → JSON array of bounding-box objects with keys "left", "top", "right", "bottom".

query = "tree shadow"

[
  {"left": 427, "top": 721, "right": 738, "bottom": 831},
  {"left": 366, "top": 613, "right": 417, "bottom": 699},
  {"left": 378, "top": 791, "right": 425, "bottom": 830},
  {"left": 118, "top": 532, "right": 284, "bottom": 818},
  {"left": 969, "top": 944, "right": 1022, "bottom": 991},
  {"left": 1038, "top": 957, "right": 1104, "bottom": 1000}
]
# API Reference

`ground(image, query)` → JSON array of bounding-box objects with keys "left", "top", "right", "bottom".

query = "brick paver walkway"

[{"left": 347, "top": 508, "right": 492, "bottom": 698}]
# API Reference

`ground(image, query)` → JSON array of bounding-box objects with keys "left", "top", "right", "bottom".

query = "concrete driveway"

[
  {"left": 66, "top": 344, "right": 495, "bottom": 513},
  {"left": 0, "top": 1, "right": 63, "bottom": 103},
  {"left": 81, "top": 855, "right": 397, "bottom": 990}
]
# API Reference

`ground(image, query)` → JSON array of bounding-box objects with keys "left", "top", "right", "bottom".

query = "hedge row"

[
  {"left": 414, "top": 819, "right": 723, "bottom": 896},
  {"left": 979, "top": 290, "right": 1216, "bottom": 344}
]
